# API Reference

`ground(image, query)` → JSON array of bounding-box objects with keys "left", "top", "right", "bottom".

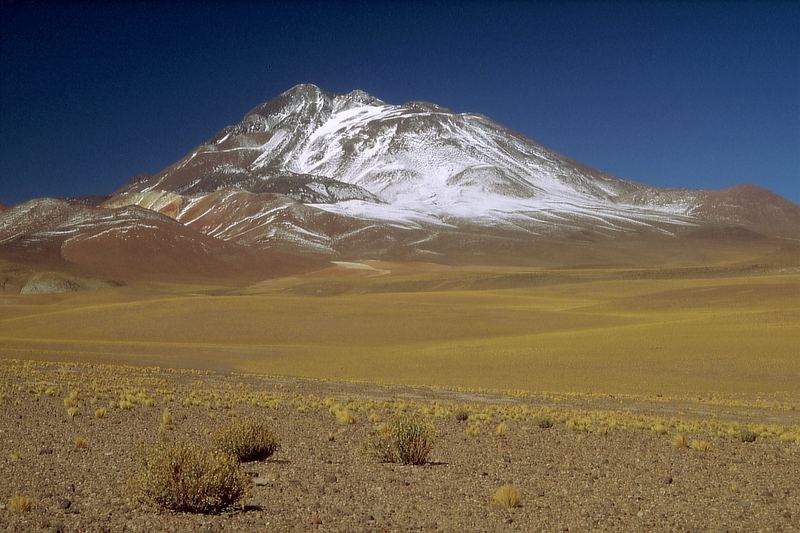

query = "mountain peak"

[
  {"left": 337, "top": 88, "right": 384, "bottom": 108},
  {"left": 280, "top": 83, "right": 327, "bottom": 99}
]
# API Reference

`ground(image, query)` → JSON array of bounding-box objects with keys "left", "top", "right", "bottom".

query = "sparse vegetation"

[
  {"left": 159, "top": 407, "right": 173, "bottom": 433},
  {"left": 74, "top": 436, "right": 89, "bottom": 449},
  {"left": 672, "top": 434, "right": 689, "bottom": 448},
  {"left": 94, "top": 407, "right": 107, "bottom": 418},
  {"left": 8, "top": 495, "right": 33, "bottom": 513},
  {"left": 67, "top": 406, "right": 80, "bottom": 418},
  {"left": 454, "top": 406, "right": 470, "bottom": 422},
  {"left": 495, "top": 422, "right": 508, "bottom": 437},
  {"left": 132, "top": 441, "right": 250, "bottom": 514},
  {"left": 332, "top": 405, "right": 357, "bottom": 425},
  {"left": 213, "top": 419, "right": 279, "bottom": 462},
  {"left": 652, "top": 423, "right": 669, "bottom": 434},
  {"left": 690, "top": 439, "right": 712, "bottom": 452},
  {"left": 0, "top": 350, "right": 798, "bottom": 530},
  {"left": 493, "top": 485, "right": 521, "bottom": 508},
  {"left": 368, "top": 413, "right": 435, "bottom": 465},
  {"left": 535, "top": 416, "right": 554, "bottom": 429},
  {"left": 739, "top": 429, "right": 757, "bottom": 443}
]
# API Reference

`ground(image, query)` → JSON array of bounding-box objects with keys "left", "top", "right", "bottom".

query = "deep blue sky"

[{"left": 1, "top": 0, "right": 798, "bottom": 205}]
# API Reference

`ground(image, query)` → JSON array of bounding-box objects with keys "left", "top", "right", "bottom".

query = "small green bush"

[
  {"left": 132, "top": 441, "right": 249, "bottom": 514},
  {"left": 368, "top": 413, "right": 435, "bottom": 465},
  {"left": 213, "top": 419, "right": 278, "bottom": 462}
]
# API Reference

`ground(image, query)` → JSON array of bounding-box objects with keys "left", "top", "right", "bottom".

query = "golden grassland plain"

[{"left": 0, "top": 262, "right": 798, "bottom": 397}]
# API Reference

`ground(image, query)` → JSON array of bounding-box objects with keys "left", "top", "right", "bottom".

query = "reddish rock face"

[{"left": 0, "top": 199, "right": 323, "bottom": 282}]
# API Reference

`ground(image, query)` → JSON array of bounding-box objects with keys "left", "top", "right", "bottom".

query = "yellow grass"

[
  {"left": 8, "top": 495, "right": 32, "bottom": 513},
  {"left": 493, "top": 485, "right": 521, "bottom": 508},
  {"left": 0, "top": 265, "right": 798, "bottom": 397}
]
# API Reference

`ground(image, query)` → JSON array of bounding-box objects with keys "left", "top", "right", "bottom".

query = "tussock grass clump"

[
  {"left": 159, "top": 407, "right": 173, "bottom": 433},
  {"left": 672, "top": 434, "right": 689, "bottom": 448},
  {"left": 690, "top": 439, "right": 711, "bottom": 452},
  {"left": 368, "top": 413, "right": 435, "bottom": 465},
  {"left": 63, "top": 389, "right": 79, "bottom": 408},
  {"left": 652, "top": 423, "right": 669, "bottom": 435},
  {"left": 495, "top": 422, "right": 508, "bottom": 437},
  {"left": 132, "top": 441, "right": 249, "bottom": 514},
  {"left": 213, "top": 419, "right": 278, "bottom": 462},
  {"left": 67, "top": 406, "right": 80, "bottom": 418},
  {"left": 8, "top": 495, "right": 33, "bottom": 513},
  {"left": 493, "top": 485, "right": 521, "bottom": 508},
  {"left": 331, "top": 405, "right": 357, "bottom": 425},
  {"left": 73, "top": 436, "right": 89, "bottom": 449},
  {"left": 739, "top": 429, "right": 757, "bottom": 443}
]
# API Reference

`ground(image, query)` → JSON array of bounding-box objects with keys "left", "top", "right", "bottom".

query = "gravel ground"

[{"left": 0, "top": 361, "right": 798, "bottom": 532}]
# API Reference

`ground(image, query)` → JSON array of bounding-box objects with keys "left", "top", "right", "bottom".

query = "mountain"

[
  {"left": 113, "top": 84, "right": 798, "bottom": 254},
  {"left": 0, "top": 198, "right": 323, "bottom": 282},
  {"left": 2, "top": 84, "right": 798, "bottom": 283}
]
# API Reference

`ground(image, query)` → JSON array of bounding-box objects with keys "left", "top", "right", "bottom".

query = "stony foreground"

[{"left": 0, "top": 360, "right": 798, "bottom": 532}]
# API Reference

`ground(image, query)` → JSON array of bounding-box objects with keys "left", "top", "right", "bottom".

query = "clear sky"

[{"left": 1, "top": 0, "right": 798, "bottom": 205}]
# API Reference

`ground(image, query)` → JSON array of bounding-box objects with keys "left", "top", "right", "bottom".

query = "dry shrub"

[
  {"left": 8, "top": 495, "right": 33, "bottom": 513},
  {"left": 159, "top": 407, "right": 173, "bottom": 434},
  {"left": 652, "top": 423, "right": 669, "bottom": 435},
  {"left": 453, "top": 407, "right": 470, "bottom": 422},
  {"left": 672, "top": 434, "right": 689, "bottom": 448},
  {"left": 690, "top": 439, "right": 711, "bottom": 452},
  {"left": 213, "top": 419, "right": 278, "bottom": 462},
  {"left": 535, "top": 416, "right": 554, "bottom": 429},
  {"left": 493, "top": 485, "right": 521, "bottom": 508},
  {"left": 332, "top": 406, "right": 357, "bottom": 425},
  {"left": 368, "top": 413, "right": 435, "bottom": 465},
  {"left": 132, "top": 441, "right": 249, "bottom": 514},
  {"left": 739, "top": 429, "right": 757, "bottom": 443}
]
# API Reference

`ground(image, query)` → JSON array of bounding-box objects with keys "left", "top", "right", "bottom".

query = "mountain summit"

[{"left": 2, "top": 84, "right": 799, "bottom": 276}]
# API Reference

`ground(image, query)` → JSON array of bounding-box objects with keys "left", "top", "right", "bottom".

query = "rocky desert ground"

[{"left": 1, "top": 359, "right": 798, "bottom": 532}]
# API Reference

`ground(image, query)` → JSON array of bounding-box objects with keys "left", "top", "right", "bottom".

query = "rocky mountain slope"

[{"left": 0, "top": 198, "right": 322, "bottom": 282}]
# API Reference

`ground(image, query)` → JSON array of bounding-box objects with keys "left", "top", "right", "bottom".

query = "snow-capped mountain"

[
  {"left": 109, "top": 84, "right": 798, "bottom": 258},
  {"left": 2, "top": 84, "right": 798, "bottom": 278},
  {"left": 124, "top": 85, "right": 696, "bottom": 230}
]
